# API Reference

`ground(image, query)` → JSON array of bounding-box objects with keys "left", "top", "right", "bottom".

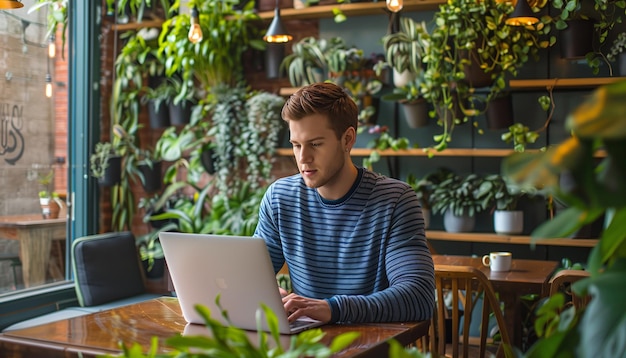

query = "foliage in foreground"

[{"left": 98, "top": 298, "right": 433, "bottom": 358}]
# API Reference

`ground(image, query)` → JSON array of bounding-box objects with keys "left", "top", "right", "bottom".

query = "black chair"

[{"left": 71, "top": 231, "right": 158, "bottom": 307}]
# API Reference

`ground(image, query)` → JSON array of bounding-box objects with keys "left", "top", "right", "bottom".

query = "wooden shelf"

[
  {"left": 426, "top": 230, "right": 598, "bottom": 248},
  {"left": 509, "top": 77, "right": 624, "bottom": 90},
  {"left": 110, "top": 19, "right": 164, "bottom": 31},
  {"left": 277, "top": 148, "right": 558, "bottom": 157},
  {"left": 276, "top": 147, "right": 606, "bottom": 157},
  {"left": 257, "top": 0, "right": 445, "bottom": 20}
]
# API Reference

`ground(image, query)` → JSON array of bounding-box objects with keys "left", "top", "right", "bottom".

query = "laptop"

[{"left": 159, "top": 232, "right": 324, "bottom": 334}]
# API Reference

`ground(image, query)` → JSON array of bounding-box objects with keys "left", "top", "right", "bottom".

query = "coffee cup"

[{"left": 482, "top": 252, "right": 512, "bottom": 272}]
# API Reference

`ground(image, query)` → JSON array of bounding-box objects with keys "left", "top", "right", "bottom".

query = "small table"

[
  {"left": 432, "top": 254, "right": 559, "bottom": 348},
  {"left": 0, "top": 214, "right": 66, "bottom": 288},
  {"left": 0, "top": 297, "right": 430, "bottom": 358}
]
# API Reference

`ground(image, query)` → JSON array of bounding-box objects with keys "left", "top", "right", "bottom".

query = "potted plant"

[
  {"left": 362, "top": 125, "right": 411, "bottom": 171},
  {"left": 157, "top": 0, "right": 264, "bottom": 98},
  {"left": 475, "top": 174, "right": 527, "bottom": 235},
  {"left": 134, "top": 225, "right": 175, "bottom": 279},
  {"left": 550, "top": 0, "right": 625, "bottom": 69},
  {"left": 37, "top": 170, "right": 64, "bottom": 219},
  {"left": 243, "top": 91, "right": 286, "bottom": 189},
  {"left": 430, "top": 173, "right": 485, "bottom": 233},
  {"left": 607, "top": 31, "right": 626, "bottom": 76},
  {"left": 382, "top": 75, "right": 429, "bottom": 128},
  {"left": 141, "top": 78, "right": 174, "bottom": 129},
  {"left": 379, "top": 16, "right": 429, "bottom": 88},
  {"left": 281, "top": 36, "right": 345, "bottom": 87},
  {"left": 421, "top": 0, "right": 553, "bottom": 151},
  {"left": 406, "top": 167, "right": 456, "bottom": 229},
  {"left": 337, "top": 48, "right": 384, "bottom": 126},
  {"left": 90, "top": 141, "right": 122, "bottom": 187}
]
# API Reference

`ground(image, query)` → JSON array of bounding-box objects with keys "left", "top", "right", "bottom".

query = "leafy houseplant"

[
  {"left": 550, "top": 0, "right": 626, "bottom": 72},
  {"left": 281, "top": 36, "right": 346, "bottom": 87},
  {"left": 157, "top": 0, "right": 264, "bottom": 101},
  {"left": 430, "top": 173, "right": 485, "bottom": 232},
  {"left": 90, "top": 141, "right": 122, "bottom": 186},
  {"left": 379, "top": 16, "right": 429, "bottom": 88},
  {"left": 406, "top": 167, "right": 455, "bottom": 229},
  {"left": 362, "top": 125, "right": 411, "bottom": 171},
  {"left": 383, "top": 75, "right": 430, "bottom": 128},
  {"left": 475, "top": 174, "right": 529, "bottom": 234},
  {"left": 503, "top": 79, "right": 626, "bottom": 358},
  {"left": 607, "top": 31, "right": 626, "bottom": 75},
  {"left": 421, "top": 0, "right": 553, "bottom": 152}
]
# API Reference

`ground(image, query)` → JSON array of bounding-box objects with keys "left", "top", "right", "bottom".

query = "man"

[{"left": 254, "top": 82, "right": 434, "bottom": 324}]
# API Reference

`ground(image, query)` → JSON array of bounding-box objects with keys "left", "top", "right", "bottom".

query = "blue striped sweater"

[{"left": 254, "top": 167, "right": 435, "bottom": 323}]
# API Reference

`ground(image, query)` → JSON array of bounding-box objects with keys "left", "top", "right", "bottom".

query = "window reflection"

[{"left": 0, "top": 2, "right": 69, "bottom": 294}]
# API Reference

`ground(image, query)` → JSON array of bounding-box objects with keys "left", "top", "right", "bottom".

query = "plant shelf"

[
  {"left": 426, "top": 230, "right": 598, "bottom": 248},
  {"left": 257, "top": 0, "right": 446, "bottom": 20},
  {"left": 509, "top": 77, "right": 623, "bottom": 90},
  {"left": 275, "top": 148, "right": 606, "bottom": 157}
]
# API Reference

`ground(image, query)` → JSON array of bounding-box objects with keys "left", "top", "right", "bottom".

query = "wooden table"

[
  {"left": 432, "top": 254, "right": 559, "bottom": 348},
  {"left": 0, "top": 214, "right": 66, "bottom": 288},
  {"left": 0, "top": 297, "right": 430, "bottom": 358}
]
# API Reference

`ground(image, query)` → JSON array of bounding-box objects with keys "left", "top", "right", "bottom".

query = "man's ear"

[{"left": 343, "top": 127, "right": 357, "bottom": 149}]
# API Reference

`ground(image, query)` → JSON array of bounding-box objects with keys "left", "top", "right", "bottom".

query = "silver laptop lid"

[{"left": 159, "top": 232, "right": 321, "bottom": 334}]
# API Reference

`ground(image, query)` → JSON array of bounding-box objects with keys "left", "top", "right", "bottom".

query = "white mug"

[{"left": 482, "top": 252, "right": 512, "bottom": 272}]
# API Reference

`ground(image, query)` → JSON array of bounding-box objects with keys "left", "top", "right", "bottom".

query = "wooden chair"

[
  {"left": 548, "top": 269, "right": 591, "bottom": 310},
  {"left": 430, "top": 265, "right": 512, "bottom": 358}
]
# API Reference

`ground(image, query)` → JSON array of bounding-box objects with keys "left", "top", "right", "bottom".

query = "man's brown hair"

[{"left": 281, "top": 82, "right": 358, "bottom": 140}]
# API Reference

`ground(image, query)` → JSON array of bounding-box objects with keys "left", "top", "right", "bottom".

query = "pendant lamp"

[
  {"left": 263, "top": 0, "right": 292, "bottom": 43},
  {"left": 506, "top": 0, "right": 539, "bottom": 26},
  {"left": 0, "top": 0, "right": 24, "bottom": 9}
]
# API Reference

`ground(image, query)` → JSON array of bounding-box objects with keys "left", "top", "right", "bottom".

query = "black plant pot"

[
  {"left": 559, "top": 20, "right": 594, "bottom": 60},
  {"left": 460, "top": 38, "right": 494, "bottom": 88},
  {"left": 148, "top": 100, "right": 170, "bottom": 129},
  {"left": 485, "top": 94, "right": 514, "bottom": 130},
  {"left": 143, "top": 257, "right": 165, "bottom": 279},
  {"left": 169, "top": 100, "right": 192, "bottom": 126},
  {"left": 201, "top": 148, "right": 216, "bottom": 175},
  {"left": 98, "top": 155, "right": 122, "bottom": 187},
  {"left": 138, "top": 161, "right": 162, "bottom": 193}
]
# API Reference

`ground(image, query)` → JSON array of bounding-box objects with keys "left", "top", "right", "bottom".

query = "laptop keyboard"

[{"left": 290, "top": 319, "right": 314, "bottom": 330}]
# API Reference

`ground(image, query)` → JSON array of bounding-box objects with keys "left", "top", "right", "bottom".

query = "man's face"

[{"left": 288, "top": 114, "right": 347, "bottom": 190}]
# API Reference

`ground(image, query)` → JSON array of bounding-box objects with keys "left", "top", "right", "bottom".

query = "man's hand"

[{"left": 282, "top": 292, "right": 331, "bottom": 323}]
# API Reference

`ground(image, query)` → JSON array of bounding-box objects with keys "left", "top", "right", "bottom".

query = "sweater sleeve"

[{"left": 328, "top": 188, "right": 435, "bottom": 323}]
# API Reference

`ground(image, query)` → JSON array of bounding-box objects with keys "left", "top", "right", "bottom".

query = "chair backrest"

[
  {"left": 431, "top": 265, "right": 511, "bottom": 358},
  {"left": 548, "top": 269, "right": 591, "bottom": 310},
  {"left": 72, "top": 231, "right": 146, "bottom": 307}
]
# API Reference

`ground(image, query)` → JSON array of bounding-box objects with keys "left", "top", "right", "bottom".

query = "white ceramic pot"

[
  {"left": 393, "top": 69, "right": 416, "bottom": 88},
  {"left": 494, "top": 210, "right": 523, "bottom": 235},
  {"left": 443, "top": 210, "right": 475, "bottom": 233}
]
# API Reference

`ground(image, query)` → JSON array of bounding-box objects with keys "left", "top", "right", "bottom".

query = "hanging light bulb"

[
  {"left": 263, "top": 0, "right": 292, "bottom": 43},
  {"left": 386, "top": 0, "right": 403, "bottom": 13},
  {"left": 0, "top": 0, "right": 24, "bottom": 9},
  {"left": 188, "top": 7, "right": 203, "bottom": 44},
  {"left": 45, "top": 74, "right": 52, "bottom": 98},
  {"left": 506, "top": 0, "right": 539, "bottom": 26},
  {"left": 48, "top": 35, "right": 56, "bottom": 58}
]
